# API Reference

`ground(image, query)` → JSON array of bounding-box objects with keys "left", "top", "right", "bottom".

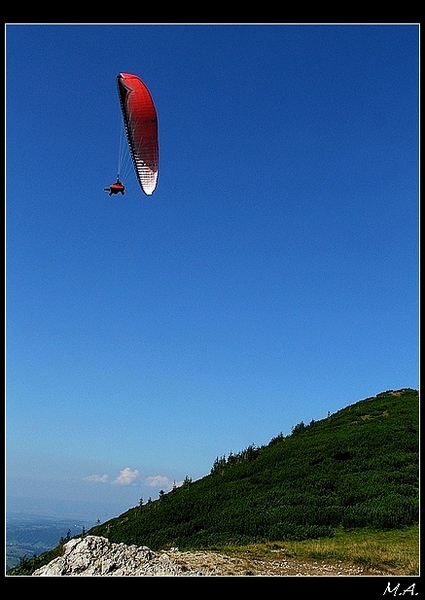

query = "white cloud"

[
  {"left": 84, "top": 468, "right": 141, "bottom": 486},
  {"left": 146, "top": 475, "right": 172, "bottom": 488},
  {"left": 113, "top": 467, "right": 140, "bottom": 485},
  {"left": 84, "top": 474, "right": 109, "bottom": 483}
]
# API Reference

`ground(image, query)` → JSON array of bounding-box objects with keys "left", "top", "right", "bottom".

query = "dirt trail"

[{"left": 168, "top": 548, "right": 388, "bottom": 576}]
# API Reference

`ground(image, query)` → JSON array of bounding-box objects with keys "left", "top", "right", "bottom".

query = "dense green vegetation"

[{"left": 7, "top": 388, "right": 419, "bottom": 575}]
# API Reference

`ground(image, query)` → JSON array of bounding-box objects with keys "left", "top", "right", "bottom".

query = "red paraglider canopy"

[{"left": 117, "top": 73, "right": 159, "bottom": 196}]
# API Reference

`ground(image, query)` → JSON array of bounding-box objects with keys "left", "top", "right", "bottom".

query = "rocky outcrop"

[
  {"left": 32, "top": 536, "right": 200, "bottom": 577},
  {"left": 31, "top": 534, "right": 382, "bottom": 577}
]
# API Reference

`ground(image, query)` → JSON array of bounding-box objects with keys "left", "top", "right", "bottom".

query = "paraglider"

[
  {"left": 104, "top": 72, "right": 159, "bottom": 197},
  {"left": 104, "top": 179, "right": 125, "bottom": 196}
]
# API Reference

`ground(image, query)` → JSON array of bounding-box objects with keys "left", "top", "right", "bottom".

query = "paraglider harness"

[{"left": 104, "top": 179, "right": 125, "bottom": 196}]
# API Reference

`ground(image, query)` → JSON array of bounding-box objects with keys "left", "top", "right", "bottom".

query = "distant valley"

[{"left": 6, "top": 514, "right": 95, "bottom": 570}]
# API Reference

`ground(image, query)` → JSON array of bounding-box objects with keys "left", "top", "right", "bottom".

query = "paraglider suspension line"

[{"left": 117, "top": 123, "right": 125, "bottom": 181}]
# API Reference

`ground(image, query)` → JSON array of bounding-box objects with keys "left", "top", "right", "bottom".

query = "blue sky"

[{"left": 6, "top": 24, "right": 419, "bottom": 522}]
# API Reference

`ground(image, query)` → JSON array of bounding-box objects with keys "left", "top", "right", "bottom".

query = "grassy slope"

[{"left": 90, "top": 388, "right": 418, "bottom": 549}]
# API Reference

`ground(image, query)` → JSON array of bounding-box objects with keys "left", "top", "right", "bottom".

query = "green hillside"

[{"left": 7, "top": 388, "right": 419, "bottom": 575}]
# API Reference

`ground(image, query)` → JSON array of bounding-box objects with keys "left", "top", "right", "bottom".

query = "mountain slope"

[
  {"left": 90, "top": 388, "right": 418, "bottom": 549},
  {"left": 7, "top": 388, "right": 419, "bottom": 575}
]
